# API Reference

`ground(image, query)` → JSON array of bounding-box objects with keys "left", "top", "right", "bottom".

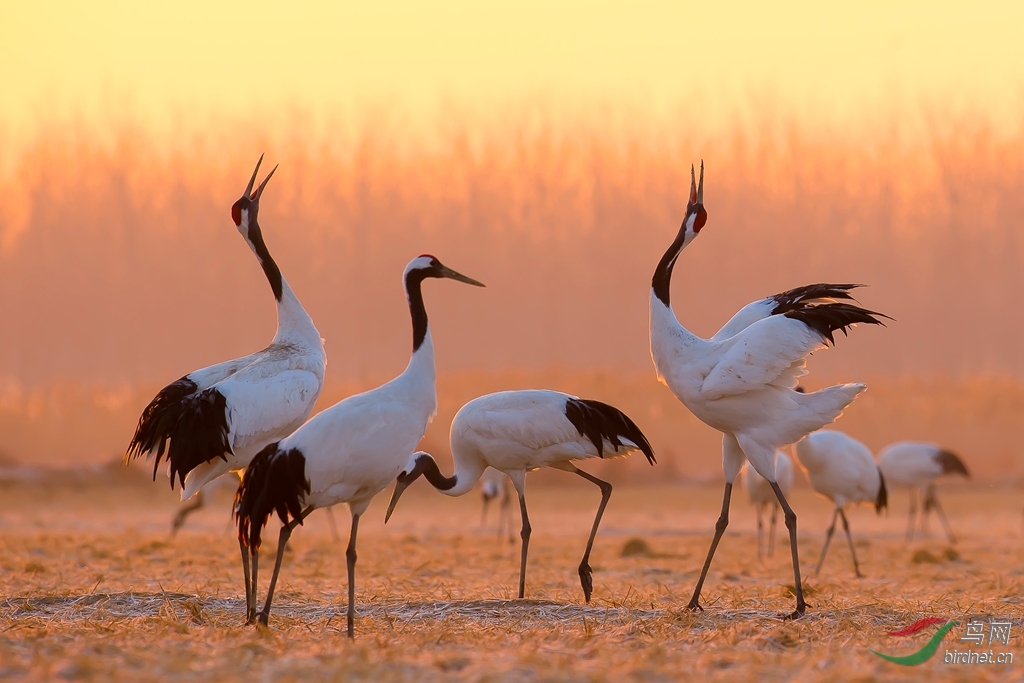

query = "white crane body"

[
  {"left": 647, "top": 162, "right": 888, "bottom": 617},
  {"left": 386, "top": 388, "right": 655, "bottom": 603},
  {"left": 234, "top": 255, "right": 484, "bottom": 636},
  {"left": 794, "top": 430, "right": 887, "bottom": 577}
]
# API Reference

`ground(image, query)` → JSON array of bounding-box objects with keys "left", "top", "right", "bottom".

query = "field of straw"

[{"left": 1, "top": 469, "right": 1021, "bottom": 681}]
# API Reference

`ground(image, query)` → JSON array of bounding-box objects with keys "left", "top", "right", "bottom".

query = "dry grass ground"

[{"left": 1, "top": 475, "right": 1022, "bottom": 682}]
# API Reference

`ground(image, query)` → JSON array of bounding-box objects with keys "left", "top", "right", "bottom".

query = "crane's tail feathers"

[
  {"left": 124, "top": 377, "right": 231, "bottom": 490},
  {"left": 124, "top": 378, "right": 197, "bottom": 467},
  {"left": 793, "top": 383, "right": 867, "bottom": 439},
  {"left": 234, "top": 444, "right": 310, "bottom": 550},
  {"left": 565, "top": 398, "right": 656, "bottom": 465},
  {"left": 875, "top": 468, "right": 888, "bottom": 514},
  {"left": 936, "top": 449, "right": 970, "bottom": 478},
  {"left": 784, "top": 302, "right": 891, "bottom": 345},
  {"left": 770, "top": 283, "right": 864, "bottom": 314}
]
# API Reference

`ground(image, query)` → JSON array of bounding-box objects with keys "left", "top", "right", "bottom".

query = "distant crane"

[
  {"left": 235, "top": 255, "right": 484, "bottom": 636},
  {"left": 793, "top": 430, "right": 887, "bottom": 577},
  {"left": 480, "top": 467, "right": 515, "bottom": 542},
  {"left": 648, "top": 161, "right": 888, "bottom": 618},
  {"left": 385, "top": 389, "right": 655, "bottom": 603},
  {"left": 877, "top": 441, "right": 969, "bottom": 543},
  {"left": 743, "top": 449, "right": 794, "bottom": 559},
  {"left": 124, "top": 156, "right": 326, "bottom": 623}
]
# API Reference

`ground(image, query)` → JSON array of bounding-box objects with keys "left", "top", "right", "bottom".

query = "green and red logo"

[{"left": 871, "top": 617, "right": 957, "bottom": 666}]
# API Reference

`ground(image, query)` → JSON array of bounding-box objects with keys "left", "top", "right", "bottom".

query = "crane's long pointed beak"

[
  {"left": 440, "top": 266, "right": 485, "bottom": 287},
  {"left": 252, "top": 164, "right": 278, "bottom": 201},
  {"left": 245, "top": 154, "right": 264, "bottom": 198},
  {"left": 697, "top": 160, "right": 704, "bottom": 203},
  {"left": 384, "top": 479, "right": 413, "bottom": 523}
]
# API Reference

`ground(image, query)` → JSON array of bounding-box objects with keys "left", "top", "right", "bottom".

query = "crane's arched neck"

[
  {"left": 247, "top": 218, "right": 283, "bottom": 302},
  {"left": 406, "top": 269, "right": 431, "bottom": 352},
  {"left": 414, "top": 453, "right": 457, "bottom": 490},
  {"left": 405, "top": 452, "right": 484, "bottom": 497},
  {"left": 652, "top": 220, "right": 692, "bottom": 307}
]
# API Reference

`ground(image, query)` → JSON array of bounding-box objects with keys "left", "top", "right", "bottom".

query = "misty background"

[{"left": 0, "top": 103, "right": 1021, "bottom": 479}]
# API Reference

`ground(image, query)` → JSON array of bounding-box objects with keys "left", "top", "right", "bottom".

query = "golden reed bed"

[{"left": 0, "top": 479, "right": 1021, "bottom": 681}]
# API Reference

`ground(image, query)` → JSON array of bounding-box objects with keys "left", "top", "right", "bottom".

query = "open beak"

[
  {"left": 439, "top": 265, "right": 485, "bottom": 288},
  {"left": 244, "top": 154, "right": 264, "bottom": 198},
  {"left": 697, "top": 160, "right": 704, "bottom": 203},
  {"left": 688, "top": 164, "right": 697, "bottom": 205},
  {"left": 251, "top": 164, "right": 278, "bottom": 201},
  {"left": 384, "top": 478, "right": 414, "bottom": 523}
]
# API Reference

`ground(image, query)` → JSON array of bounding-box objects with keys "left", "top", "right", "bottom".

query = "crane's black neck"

[
  {"left": 413, "top": 453, "right": 457, "bottom": 491},
  {"left": 406, "top": 270, "right": 431, "bottom": 352},
  {"left": 248, "top": 218, "right": 284, "bottom": 302},
  {"left": 652, "top": 223, "right": 688, "bottom": 307}
]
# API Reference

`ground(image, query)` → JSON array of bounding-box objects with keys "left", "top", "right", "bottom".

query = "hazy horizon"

[
  {"left": 0, "top": 101, "right": 1022, "bottom": 473},
  {"left": 1, "top": 1, "right": 1022, "bottom": 474}
]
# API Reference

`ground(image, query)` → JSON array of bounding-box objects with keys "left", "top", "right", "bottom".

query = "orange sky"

[{"left": 2, "top": 1, "right": 1024, "bottom": 136}]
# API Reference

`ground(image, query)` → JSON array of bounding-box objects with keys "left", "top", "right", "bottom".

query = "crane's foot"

[
  {"left": 685, "top": 600, "right": 704, "bottom": 612},
  {"left": 782, "top": 605, "right": 807, "bottom": 621},
  {"left": 578, "top": 562, "right": 593, "bottom": 604}
]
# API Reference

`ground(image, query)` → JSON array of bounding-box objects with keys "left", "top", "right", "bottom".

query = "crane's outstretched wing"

[
  {"left": 702, "top": 302, "right": 887, "bottom": 400},
  {"left": 712, "top": 283, "right": 862, "bottom": 341}
]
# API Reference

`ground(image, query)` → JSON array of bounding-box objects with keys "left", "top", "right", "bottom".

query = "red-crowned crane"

[
  {"left": 384, "top": 389, "right": 655, "bottom": 603},
  {"left": 877, "top": 441, "right": 969, "bottom": 543},
  {"left": 648, "top": 162, "right": 889, "bottom": 618},
  {"left": 124, "top": 156, "right": 327, "bottom": 622},
  {"left": 234, "top": 255, "right": 484, "bottom": 637},
  {"left": 793, "top": 430, "right": 888, "bottom": 577}
]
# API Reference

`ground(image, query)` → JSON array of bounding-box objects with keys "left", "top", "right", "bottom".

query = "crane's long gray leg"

[
  {"left": 768, "top": 502, "right": 779, "bottom": 558},
  {"left": 345, "top": 512, "right": 360, "bottom": 638},
  {"left": 517, "top": 491, "right": 532, "bottom": 599},
  {"left": 814, "top": 508, "right": 839, "bottom": 576},
  {"left": 171, "top": 489, "right": 205, "bottom": 537},
  {"left": 686, "top": 483, "right": 732, "bottom": 611},
  {"left": 756, "top": 502, "right": 765, "bottom": 561},
  {"left": 838, "top": 509, "right": 863, "bottom": 577},
  {"left": 240, "top": 536, "right": 253, "bottom": 624},
  {"left": 256, "top": 524, "right": 293, "bottom": 627},
  {"left": 574, "top": 468, "right": 613, "bottom": 604},
  {"left": 906, "top": 488, "right": 918, "bottom": 542},
  {"left": 257, "top": 506, "right": 314, "bottom": 627},
  {"left": 249, "top": 548, "right": 259, "bottom": 625},
  {"left": 771, "top": 481, "right": 806, "bottom": 619},
  {"left": 923, "top": 487, "right": 957, "bottom": 544}
]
